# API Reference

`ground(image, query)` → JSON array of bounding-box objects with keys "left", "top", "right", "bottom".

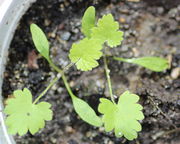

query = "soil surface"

[{"left": 2, "top": 0, "right": 180, "bottom": 144}]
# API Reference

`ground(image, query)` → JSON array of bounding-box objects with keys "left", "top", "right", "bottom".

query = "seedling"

[{"left": 4, "top": 6, "right": 168, "bottom": 140}]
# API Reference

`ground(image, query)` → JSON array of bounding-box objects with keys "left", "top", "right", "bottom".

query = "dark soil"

[{"left": 2, "top": 0, "right": 180, "bottom": 144}]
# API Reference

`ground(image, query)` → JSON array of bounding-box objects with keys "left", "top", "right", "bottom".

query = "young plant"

[{"left": 4, "top": 6, "right": 168, "bottom": 140}]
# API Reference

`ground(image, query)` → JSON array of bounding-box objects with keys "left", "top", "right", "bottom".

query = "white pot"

[{"left": 0, "top": 0, "right": 36, "bottom": 143}]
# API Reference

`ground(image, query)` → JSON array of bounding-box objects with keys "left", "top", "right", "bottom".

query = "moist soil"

[{"left": 2, "top": 0, "right": 180, "bottom": 144}]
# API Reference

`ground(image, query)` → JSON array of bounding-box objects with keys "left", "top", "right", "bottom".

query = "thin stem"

[
  {"left": 103, "top": 53, "right": 115, "bottom": 104},
  {"left": 33, "top": 77, "right": 59, "bottom": 104},
  {"left": 61, "top": 72, "right": 74, "bottom": 98},
  {"left": 33, "top": 61, "right": 74, "bottom": 104},
  {"left": 63, "top": 62, "right": 74, "bottom": 71},
  {"left": 48, "top": 60, "right": 62, "bottom": 73},
  {"left": 49, "top": 60, "right": 74, "bottom": 98}
]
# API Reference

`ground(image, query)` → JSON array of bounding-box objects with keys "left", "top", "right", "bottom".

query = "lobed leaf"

[
  {"left": 114, "top": 56, "right": 168, "bottom": 72},
  {"left": 4, "top": 88, "right": 52, "bottom": 136},
  {"left": 98, "top": 91, "right": 144, "bottom": 140},
  {"left": 81, "top": 6, "right": 96, "bottom": 38},
  {"left": 69, "top": 38, "right": 103, "bottom": 71},
  {"left": 71, "top": 95, "right": 102, "bottom": 127},
  {"left": 91, "top": 14, "right": 124, "bottom": 47},
  {"left": 30, "top": 23, "right": 50, "bottom": 61}
]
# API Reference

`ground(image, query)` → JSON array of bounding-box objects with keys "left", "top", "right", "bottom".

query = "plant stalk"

[
  {"left": 33, "top": 61, "right": 74, "bottom": 104},
  {"left": 49, "top": 61, "right": 74, "bottom": 98},
  {"left": 33, "top": 77, "right": 59, "bottom": 104},
  {"left": 103, "top": 53, "right": 115, "bottom": 104}
]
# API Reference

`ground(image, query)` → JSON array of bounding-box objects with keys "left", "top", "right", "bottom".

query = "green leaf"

[
  {"left": 69, "top": 38, "right": 103, "bottom": 71},
  {"left": 71, "top": 95, "right": 102, "bottom": 127},
  {"left": 81, "top": 6, "right": 96, "bottom": 38},
  {"left": 114, "top": 56, "right": 168, "bottom": 72},
  {"left": 98, "top": 91, "right": 144, "bottom": 140},
  {"left": 4, "top": 88, "right": 52, "bottom": 136},
  {"left": 92, "top": 14, "right": 124, "bottom": 47},
  {"left": 30, "top": 23, "right": 50, "bottom": 61}
]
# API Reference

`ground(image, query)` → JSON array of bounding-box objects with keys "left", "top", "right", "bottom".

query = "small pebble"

[
  {"left": 68, "top": 139, "right": 78, "bottom": 144},
  {"left": 48, "top": 32, "right": 56, "bottom": 38},
  {"left": 132, "top": 47, "right": 139, "bottom": 57},
  {"left": 44, "top": 19, "right": 51, "bottom": 26},
  {"left": 86, "top": 131, "right": 92, "bottom": 138},
  {"left": 171, "top": 67, "right": 180, "bottom": 79},
  {"left": 99, "top": 127, "right": 105, "bottom": 132},
  {"left": 61, "top": 31, "right": 71, "bottom": 41},
  {"left": 72, "top": 28, "right": 79, "bottom": 33},
  {"left": 50, "top": 137, "right": 57, "bottom": 143},
  {"left": 59, "top": 4, "right": 65, "bottom": 11},
  {"left": 65, "top": 126, "right": 75, "bottom": 133},
  {"left": 123, "top": 24, "right": 130, "bottom": 29},
  {"left": 57, "top": 87, "right": 63, "bottom": 93},
  {"left": 108, "top": 141, "right": 114, "bottom": 144},
  {"left": 136, "top": 41, "right": 141, "bottom": 46},
  {"left": 28, "top": 71, "right": 43, "bottom": 84},
  {"left": 69, "top": 81, "right": 75, "bottom": 87},
  {"left": 157, "top": 7, "right": 164, "bottom": 14},
  {"left": 121, "top": 45, "right": 128, "bottom": 51},
  {"left": 119, "top": 17, "right": 126, "bottom": 23},
  {"left": 168, "top": 8, "right": 178, "bottom": 18}
]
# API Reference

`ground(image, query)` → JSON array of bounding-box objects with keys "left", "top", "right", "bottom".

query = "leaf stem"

[
  {"left": 33, "top": 77, "right": 59, "bottom": 104},
  {"left": 103, "top": 52, "right": 115, "bottom": 104},
  {"left": 61, "top": 72, "right": 75, "bottom": 98},
  {"left": 33, "top": 61, "right": 74, "bottom": 104},
  {"left": 48, "top": 61, "right": 75, "bottom": 98}
]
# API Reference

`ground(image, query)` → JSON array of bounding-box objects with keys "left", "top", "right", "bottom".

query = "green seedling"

[{"left": 4, "top": 6, "right": 168, "bottom": 140}]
